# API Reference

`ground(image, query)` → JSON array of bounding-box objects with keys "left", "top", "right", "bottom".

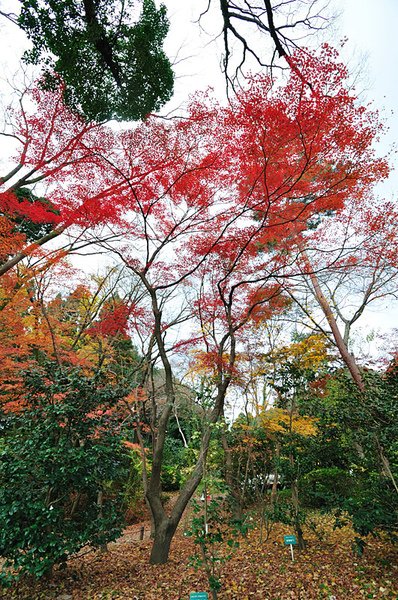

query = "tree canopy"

[{"left": 17, "top": 0, "right": 174, "bottom": 121}]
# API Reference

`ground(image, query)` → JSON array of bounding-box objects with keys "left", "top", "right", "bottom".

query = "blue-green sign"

[
  {"left": 190, "top": 594, "right": 209, "bottom": 600},
  {"left": 284, "top": 535, "right": 297, "bottom": 545}
]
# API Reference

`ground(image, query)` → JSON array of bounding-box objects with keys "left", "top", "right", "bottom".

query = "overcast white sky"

[{"left": 1, "top": 0, "right": 397, "bottom": 160}]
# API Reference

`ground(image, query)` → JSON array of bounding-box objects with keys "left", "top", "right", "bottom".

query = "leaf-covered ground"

[{"left": 2, "top": 515, "right": 397, "bottom": 599}]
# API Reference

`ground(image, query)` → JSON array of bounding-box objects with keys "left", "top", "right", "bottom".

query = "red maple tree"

[{"left": 0, "top": 45, "right": 391, "bottom": 563}]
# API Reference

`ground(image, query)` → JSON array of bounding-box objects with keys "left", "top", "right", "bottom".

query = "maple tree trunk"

[
  {"left": 147, "top": 418, "right": 221, "bottom": 563},
  {"left": 142, "top": 281, "right": 234, "bottom": 563},
  {"left": 145, "top": 286, "right": 178, "bottom": 563},
  {"left": 149, "top": 518, "right": 177, "bottom": 564},
  {"left": 146, "top": 381, "right": 231, "bottom": 563}
]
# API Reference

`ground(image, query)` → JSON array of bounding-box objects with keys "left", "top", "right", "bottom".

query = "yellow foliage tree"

[{"left": 259, "top": 407, "right": 318, "bottom": 437}]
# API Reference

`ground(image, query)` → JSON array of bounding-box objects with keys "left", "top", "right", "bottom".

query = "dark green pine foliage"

[{"left": 18, "top": 0, "right": 174, "bottom": 121}]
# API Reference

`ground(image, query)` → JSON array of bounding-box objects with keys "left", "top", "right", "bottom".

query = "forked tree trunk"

[
  {"left": 147, "top": 419, "right": 217, "bottom": 563},
  {"left": 139, "top": 281, "right": 235, "bottom": 564},
  {"left": 146, "top": 377, "right": 231, "bottom": 564},
  {"left": 149, "top": 519, "right": 177, "bottom": 564}
]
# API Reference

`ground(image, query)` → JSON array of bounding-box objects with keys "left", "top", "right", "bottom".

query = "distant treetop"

[{"left": 18, "top": 0, "right": 174, "bottom": 122}]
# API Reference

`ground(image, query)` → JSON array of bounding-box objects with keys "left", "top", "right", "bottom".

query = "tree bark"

[
  {"left": 149, "top": 518, "right": 177, "bottom": 564},
  {"left": 300, "top": 248, "right": 365, "bottom": 392},
  {"left": 138, "top": 276, "right": 234, "bottom": 564},
  {"left": 146, "top": 379, "right": 230, "bottom": 563}
]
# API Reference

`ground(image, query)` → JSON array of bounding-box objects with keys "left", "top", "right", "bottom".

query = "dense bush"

[
  {"left": 301, "top": 467, "right": 354, "bottom": 509},
  {"left": 0, "top": 365, "right": 131, "bottom": 584}
]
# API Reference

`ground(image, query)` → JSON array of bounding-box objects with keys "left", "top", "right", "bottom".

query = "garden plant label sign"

[
  {"left": 284, "top": 534, "right": 297, "bottom": 561},
  {"left": 284, "top": 535, "right": 297, "bottom": 546}
]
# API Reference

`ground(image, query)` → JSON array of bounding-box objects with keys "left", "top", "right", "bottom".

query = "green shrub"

[
  {"left": 186, "top": 495, "right": 251, "bottom": 598},
  {"left": 301, "top": 467, "right": 353, "bottom": 508},
  {"left": 343, "top": 472, "right": 398, "bottom": 538},
  {"left": 0, "top": 365, "right": 131, "bottom": 584},
  {"left": 161, "top": 464, "right": 182, "bottom": 491}
]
